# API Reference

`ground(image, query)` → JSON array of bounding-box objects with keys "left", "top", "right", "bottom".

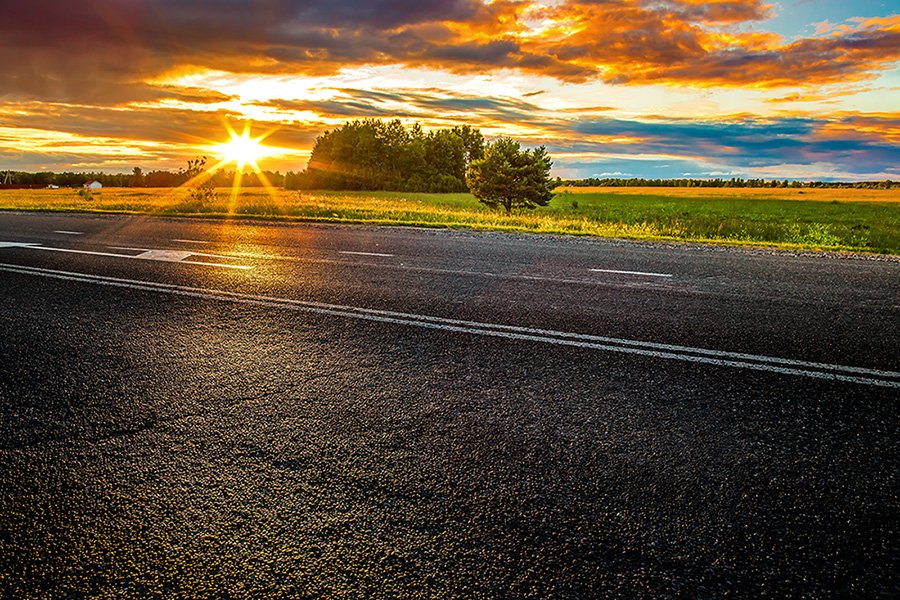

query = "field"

[{"left": 1, "top": 186, "right": 898, "bottom": 254}]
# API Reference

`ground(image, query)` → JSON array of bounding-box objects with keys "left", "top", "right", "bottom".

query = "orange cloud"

[{"left": 522, "top": 1, "right": 899, "bottom": 87}]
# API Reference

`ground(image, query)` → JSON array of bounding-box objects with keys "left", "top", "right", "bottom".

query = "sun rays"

[{"left": 177, "top": 122, "right": 284, "bottom": 215}]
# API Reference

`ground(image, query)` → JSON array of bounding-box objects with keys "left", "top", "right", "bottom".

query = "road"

[{"left": 1, "top": 211, "right": 898, "bottom": 597}]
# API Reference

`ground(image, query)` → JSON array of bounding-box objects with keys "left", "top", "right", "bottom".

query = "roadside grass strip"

[
  {"left": 2, "top": 187, "right": 898, "bottom": 254},
  {"left": 2, "top": 262, "right": 899, "bottom": 389}
]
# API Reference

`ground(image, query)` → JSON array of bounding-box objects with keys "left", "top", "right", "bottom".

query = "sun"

[
  {"left": 214, "top": 126, "right": 271, "bottom": 170},
  {"left": 184, "top": 122, "right": 284, "bottom": 215}
]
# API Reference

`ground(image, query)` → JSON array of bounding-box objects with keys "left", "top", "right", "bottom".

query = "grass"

[{"left": 1, "top": 186, "right": 898, "bottom": 254}]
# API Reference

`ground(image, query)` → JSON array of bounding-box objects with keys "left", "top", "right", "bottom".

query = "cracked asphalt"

[{"left": 0, "top": 213, "right": 898, "bottom": 597}]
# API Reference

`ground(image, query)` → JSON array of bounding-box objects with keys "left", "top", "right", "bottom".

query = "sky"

[{"left": 1, "top": 0, "right": 898, "bottom": 180}]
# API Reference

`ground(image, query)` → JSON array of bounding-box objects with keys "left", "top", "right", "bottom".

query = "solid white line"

[
  {"left": 591, "top": 268, "right": 673, "bottom": 278},
  {"left": 338, "top": 250, "right": 395, "bottom": 258},
  {"left": 53, "top": 230, "right": 83, "bottom": 235},
  {"left": 0, "top": 262, "right": 897, "bottom": 389},
  {"left": 172, "top": 239, "right": 210, "bottom": 244}
]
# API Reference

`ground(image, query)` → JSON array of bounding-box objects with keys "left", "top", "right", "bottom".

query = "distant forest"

[
  {"left": 0, "top": 167, "right": 285, "bottom": 189},
  {"left": 3, "top": 169, "right": 896, "bottom": 191},
  {"left": 558, "top": 177, "right": 899, "bottom": 189}
]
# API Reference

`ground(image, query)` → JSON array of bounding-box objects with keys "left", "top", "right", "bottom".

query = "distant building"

[
  {"left": 47, "top": 184, "right": 59, "bottom": 189},
  {"left": 83, "top": 180, "right": 102, "bottom": 189}
]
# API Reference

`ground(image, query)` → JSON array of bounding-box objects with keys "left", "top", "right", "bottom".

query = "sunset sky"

[{"left": 2, "top": 0, "right": 898, "bottom": 180}]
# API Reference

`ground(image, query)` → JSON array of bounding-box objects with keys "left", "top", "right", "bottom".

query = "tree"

[
  {"left": 451, "top": 125, "right": 484, "bottom": 165},
  {"left": 466, "top": 138, "right": 554, "bottom": 214},
  {"left": 130, "top": 167, "right": 145, "bottom": 187},
  {"left": 424, "top": 129, "right": 467, "bottom": 191}
]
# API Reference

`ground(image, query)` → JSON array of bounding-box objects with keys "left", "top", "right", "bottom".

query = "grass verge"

[{"left": 1, "top": 186, "right": 898, "bottom": 255}]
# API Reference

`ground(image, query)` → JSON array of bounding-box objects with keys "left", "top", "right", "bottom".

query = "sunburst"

[
  {"left": 179, "top": 122, "right": 284, "bottom": 215},
  {"left": 214, "top": 124, "right": 272, "bottom": 171}
]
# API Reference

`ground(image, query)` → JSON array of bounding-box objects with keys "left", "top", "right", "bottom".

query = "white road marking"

[
  {"left": 172, "top": 239, "right": 210, "bottom": 244},
  {"left": 53, "top": 230, "right": 83, "bottom": 235},
  {"left": 591, "top": 268, "right": 673, "bottom": 278},
  {"left": 218, "top": 252, "right": 668, "bottom": 288},
  {"left": 338, "top": 250, "right": 395, "bottom": 258},
  {"left": 1, "top": 261, "right": 897, "bottom": 389},
  {"left": 0, "top": 241, "right": 252, "bottom": 270},
  {"left": 0, "top": 242, "right": 40, "bottom": 249}
]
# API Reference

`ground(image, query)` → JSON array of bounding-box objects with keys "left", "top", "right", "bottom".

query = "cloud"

[
  {"left": 534, "top": 4, "right": 899, "bottom": 87},
  {"left": 562, "top": 113, "right": 900, "bottom": 173},
  {"left": 656, "top": 0, "right": 774, "bottom": 24},
  {"left": 247, "top": 88, "right": 563, "bottom": 135},
  {"left": 1, "top": 0, "right": 897, "bottom": 106}
]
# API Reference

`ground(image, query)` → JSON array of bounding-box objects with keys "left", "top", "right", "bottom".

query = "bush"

[{"left": 184, "top": 156, "right": 217, "bottom": 204}]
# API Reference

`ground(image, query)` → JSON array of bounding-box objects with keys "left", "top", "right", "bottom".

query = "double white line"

[{"left": 2, "top": 262, "right": 898, "bottom": 389}]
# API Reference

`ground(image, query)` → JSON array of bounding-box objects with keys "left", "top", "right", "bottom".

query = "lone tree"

[{"left": 466, "top": 137, "right": 553, "bottom": 214}]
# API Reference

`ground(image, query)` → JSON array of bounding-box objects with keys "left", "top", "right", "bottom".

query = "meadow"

[{"left": 1, "top": 186, "right": 898, "bottom": 254}]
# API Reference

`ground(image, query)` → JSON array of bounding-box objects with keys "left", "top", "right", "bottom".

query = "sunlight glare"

[{"left": 215, "top": 126, "right": 270, "bottom": 169}]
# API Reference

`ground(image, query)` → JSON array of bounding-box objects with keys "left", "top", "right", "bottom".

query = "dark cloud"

[
  {"left": 644, "top": 0, "right": 773, "bottom": 24},
  {"left": 0, "top": 100, "right": 319, "bottom": 155},
  {"left": 254, "top": 89, "right": 560, "bottom": 129},
  {"left": 565, "top": 115, "right": 900, "bottom": 173},
  {"left": 623, "top": 26, "right": 900, "bottom": 87},
  {"left": 0, "top": 0, "right": 501, "bottom": 103}
]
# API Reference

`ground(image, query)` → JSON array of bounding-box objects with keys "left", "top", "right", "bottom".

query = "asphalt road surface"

[{"left": 1, "top": 212, "right": 898, "bottom": 597}]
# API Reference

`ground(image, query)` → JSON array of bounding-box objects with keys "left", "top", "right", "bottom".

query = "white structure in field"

[{"left": 83, "top": 180, "right": 102, "bottom": 189}]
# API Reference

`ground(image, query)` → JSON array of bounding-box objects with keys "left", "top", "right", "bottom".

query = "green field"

[{"left": 2, "top": 186, "right": 899, "bottom": 254}]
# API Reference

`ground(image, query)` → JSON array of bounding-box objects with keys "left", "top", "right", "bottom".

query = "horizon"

[{"left": 2, "top": 1, "right": 898, "bottom": 181}]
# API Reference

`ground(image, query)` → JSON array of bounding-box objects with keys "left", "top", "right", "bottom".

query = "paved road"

[{"left": 1, "top": 212, "right": 898, "bottom": 597}]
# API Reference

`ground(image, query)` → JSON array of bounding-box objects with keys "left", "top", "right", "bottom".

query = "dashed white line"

[
  {"left": 0, "top": 262, "right": 897, "bottom": 389},
  {"left": 0, "top": 241, "right": 252, "bottom": 270},
  {"left": 180, "top": 249, "right": 671, "bottom": 288},
  {"left": 338, "top": 250, "right": 395, "bottom": 258},
  {"left": 591, "top": 268, "right": 673, "bottom": 278},
  {"left": 53, "top": 230, "right": 83, "bottom": 235}
]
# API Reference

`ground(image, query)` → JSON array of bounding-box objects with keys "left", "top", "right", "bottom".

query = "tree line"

[
  {"left": 0, "top": 167, "right": 286, "bottom": 188},
  {"left": 559, "top": 177, "right": 899, "bottom": 189}
]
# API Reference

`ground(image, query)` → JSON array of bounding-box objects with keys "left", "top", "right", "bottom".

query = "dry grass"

[{"left": 1, "top": 186, "right": 898, "bottom": 254}]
